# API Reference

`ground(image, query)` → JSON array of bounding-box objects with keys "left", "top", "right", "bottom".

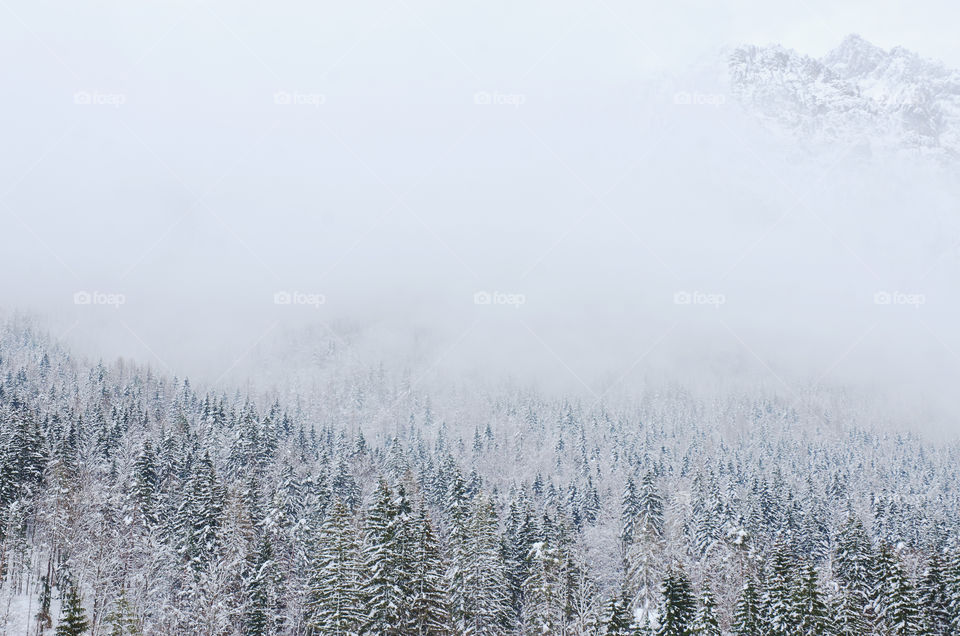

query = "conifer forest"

[{"left": 1, "top": 320, "right": 959, "bottom": 634}]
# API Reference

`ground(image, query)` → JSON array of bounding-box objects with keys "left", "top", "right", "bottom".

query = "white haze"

[{"left": 1, "top": 0, "right": 959, "bottom": 433}]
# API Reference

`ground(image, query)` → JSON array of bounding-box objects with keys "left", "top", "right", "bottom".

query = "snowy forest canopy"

[{"left": 0, "top": 318, "right": 958, "bottom": 635}]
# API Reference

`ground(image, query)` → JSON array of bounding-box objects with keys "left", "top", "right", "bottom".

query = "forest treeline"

[{"left": 0, "top": 321, "right": 959, "bottom": 634}]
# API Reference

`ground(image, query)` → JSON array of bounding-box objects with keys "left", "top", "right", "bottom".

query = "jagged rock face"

[{"left": 729, "top": 34, "right": 960, "bottom": 159}]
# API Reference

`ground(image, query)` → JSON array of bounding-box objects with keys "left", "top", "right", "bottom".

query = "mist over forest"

[{"left": 2, "top": 1, "right": 960, "bottom": 634}]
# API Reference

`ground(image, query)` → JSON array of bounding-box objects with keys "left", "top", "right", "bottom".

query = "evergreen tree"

[
  {"left": 691, "top": 584, "right": 721, "bottom": 636},
  {"left": 690, "top": 472, "right": 723, "bottom": 557},
  {"left": 522, "top": 535, "right": 562, "bottom": 634},
  {"left": 918, "top": 551, "right": 951, "bottom": 634},
  {"left": 244, "top": 534, "right": 284, "bottom": 635},
  {"left": 731, "top": 575, "right": 762, "bottom": 636},
  {"left": 55, "top": 584, "right": 90, "bottom": 636},
  {"left": 791, "top": 562, "right": 831, "bottom": 635},
  {"left": 621, "top": 475, "right": 639, "bottom": 546},
  {"left": 406, "top": 506, "right": 451, "bottom": 635},
  {"left": 832, "top": 584, "right": 868, "bottom": 636},
  {"left": 655, "top": 564, "right": 695, "bottom": 636},
  {"left": 306, "top": 499, "right": 364, "bottom": 635},
  {"left": 946, "top": 548, "right": 960, "bottom": 632},
  {"left": 133, "top": 440, "right": 159, "bottom": 526},
  {"left": 180, "top": 451, "right": 224, "bottom": 571},
  {"left": 760, "top": 540, "right": 797, "bottom": 636},
  {"left": 834, "top": 515, "right": 874, "bottom": 602},
  {"left": 449, "top": 494, "right": 511, "bottom": 635},
  {"left": 505, "top": 496, "right": 536, "bottom": 620},
  {"left": 361, "top": 480, "right": 408, "bottom": 634},
  {"left": 104, "top": 590, "right": 142, "bottom": 636},
  {"left": 873, "top": 544, "right": 922, "bottom": 635},
  {"left": 637, "top": 470, "right": 664, "bottom": 538},
  {"left": 603, "top": 594, "right": 632, "bottom": 635}
]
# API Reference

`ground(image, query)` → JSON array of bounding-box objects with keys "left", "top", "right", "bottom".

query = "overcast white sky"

[
  {"left": 1, "top": 1, "right": 959, "bottom": 430},
  {"left": 3, "top": 1, "right": 959, "bottom": 74}
]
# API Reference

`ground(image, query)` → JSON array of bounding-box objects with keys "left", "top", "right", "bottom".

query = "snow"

[
  {"left": 729, "top": 34, "right": 960, "bottom": 160},
  {"left": 0, "top": 592, "right": 61, "bottom": 635}
]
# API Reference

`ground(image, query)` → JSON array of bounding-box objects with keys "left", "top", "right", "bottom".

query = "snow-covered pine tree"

[
  {"left": 691, "top": 583, "right": 720, "bottom": 636},
  {"left": 690, "top": 471, "right": 723, "bottom": 557},
  {"left": 179, "top": 451, "right": 224, "bottom": 572},
  {"left": 406, "top": 505, "right": 451, "bottom": 635},
  {"left": 505, "top": 494, "right": 536, "bottom": 620},
  {"left": 603, "top": 594, "right": 632, "bottom": 635},
  {"left": 655, "top": 564, "right": 695, "bottom": 636},
  {"left": 731, "top": 575, "right": 762, "bottom": 635},
  {"left": 243, "top": 534, "right": 285, "bottom": 636},
  {"left": 331, "top": 458, "right": 360, "bottom": 512},
  {"left": 521, "top": 517, "right": 566, "bottom": 635},
  {"left": 132, "top": 440, "right": 159, "bottom": 527},
  {"left": 833, "top": 514, "right": 874, "bottom": 605},
  {"left": 918, "top": 551, "right": 952, "bottom": 634},
  {"left": 55, "top": 583, "right": 90, "bottom": 636},
  {"left": 620, "top": 475, "right": 639, "bottom": 546},
  {"left": 790, "top": 561, "right": 831, "bottom": 635},
  {"left": 637, "top": 470, "right": 664, "bottom": 538},
  {"left": 450, "top": 494, "right": 511, "bottom": 635},
  {"left": 361, "top": 480, "right": 414, "bottom": 634},
  {"left": 103, "top": 589, "right": 142, "bottom": 635},
  {"left": 831, "top": 583, "right": 867, "bottom": 636},
  {"left": 306, "top": 499, "right": 364, "bottom": 635},
  {"left": 947, "top": 547, "right": 960, "bottom": 632},
  {"left": 873, "top": 544, "right": 922, "bottom": 635},
  {"left": 760, "top": 539, "right": 797, "bottom": 636}
]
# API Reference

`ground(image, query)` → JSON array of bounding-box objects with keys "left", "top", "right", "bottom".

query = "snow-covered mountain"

[{"left": 728, "top": 34, "right": 960, "bottom": 159}]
